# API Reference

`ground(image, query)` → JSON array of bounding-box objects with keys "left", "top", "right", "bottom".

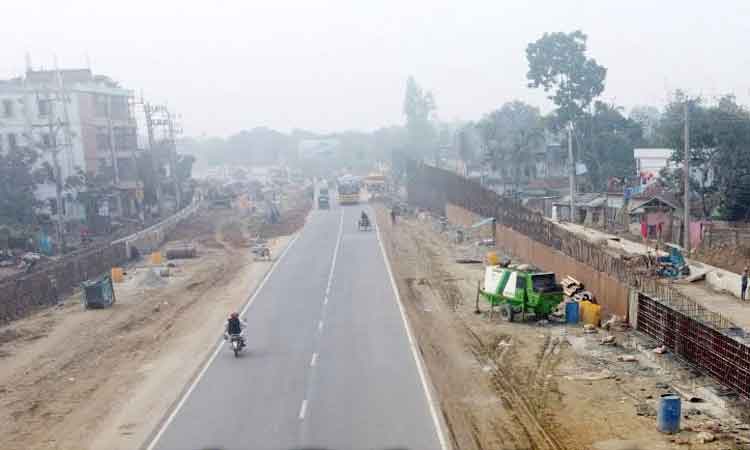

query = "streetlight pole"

[
  {"left": 568, "top": 122, "right": 575, "bottom": 222},
  {"left": 683, "top": 100, "right": 691, "bottom": 252}
]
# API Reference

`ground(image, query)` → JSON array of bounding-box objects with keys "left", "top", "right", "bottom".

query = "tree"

[
  {"left": 64, "top": 168, "right": 114, "bottom": 223},
  {"left": 477, "top": 101, "right": 544, "bottom": 192},
  {"left": 629, "top": 105, "right": 661, "bottom": 145},
  {"left": 456, "top": 123, "right": 478, "bottom": 167},
  {"left": 526, "top": 30, "right": 607, "bottom": 127},
  {"left": 403, "top": 76, "right": 437, "bottom": 163},
  {"left": 657, "top": 93, "right": 750, "bottom": 219},
  {"left": 0, "top": 146, "right": 40, "bottom": 227},
  {"left": 578, "top": 101, "right": 644, "bottom": 190}
]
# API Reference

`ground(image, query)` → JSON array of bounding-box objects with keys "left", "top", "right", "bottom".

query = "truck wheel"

[{"left": 500, "top": 304, "right": 515, "bottom": 322}]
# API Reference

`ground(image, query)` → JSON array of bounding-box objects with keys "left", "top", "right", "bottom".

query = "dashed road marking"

[
  {"left": 310, "top": 352, "right": 318, "bottom": 367},
  {"left": 298, "top": 399, "right": 308, "bottom": 420}
]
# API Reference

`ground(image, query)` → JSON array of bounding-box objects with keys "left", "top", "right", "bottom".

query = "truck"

[{"left": 477, "top": 265, "right": 563, "bottom": 322}]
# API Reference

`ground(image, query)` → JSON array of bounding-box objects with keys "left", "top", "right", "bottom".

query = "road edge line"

[
  {"left": 143, "top": 230, "right": 302, "bottom": 450},
  {"left": 372, "top": 207, "right": 451, "bottom": 450}
]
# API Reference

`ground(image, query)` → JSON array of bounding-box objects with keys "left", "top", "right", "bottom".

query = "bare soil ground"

[
  {"left": 375, "top": 205, "right": 750, "bottom": 450},
  {"left": 0, "top": 193, "right": 310, "bottom": 450}
]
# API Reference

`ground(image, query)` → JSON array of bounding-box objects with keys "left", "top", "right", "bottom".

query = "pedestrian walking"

[
  {"left": 742, "top": 267, "right": 749, "bottom": 301},
  {"left": 390, "top": 207, "right": 397, "bottom": 225}
]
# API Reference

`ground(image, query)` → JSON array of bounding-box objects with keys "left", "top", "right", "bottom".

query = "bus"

[{"left": 337, "top": 176, "right": 361, "bottom": 204}]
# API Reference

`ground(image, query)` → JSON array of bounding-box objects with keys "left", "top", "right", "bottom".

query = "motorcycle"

[
  {"left": 226, "top": 333, "right": 245, "bottom": 357},
  {"left": 358, "top": 216, "right": 371, "bottom": 231}
]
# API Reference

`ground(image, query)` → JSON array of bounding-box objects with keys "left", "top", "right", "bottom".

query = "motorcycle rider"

[{"left": 224, "top": 312, "right": 247, "bottom": 348}]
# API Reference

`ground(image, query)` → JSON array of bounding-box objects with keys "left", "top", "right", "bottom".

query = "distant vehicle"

[
  {"left": 318, "top": 187, "right": 330, "bottom": 209},
  {"left": 477, "top": 266, "right": 563, "bottom": 321},
  {"left": 337, "top": 176, "right": 361, "bottom": 205},
  {"left": 363, "top": 173, "right": 386, "bottom": 194}
]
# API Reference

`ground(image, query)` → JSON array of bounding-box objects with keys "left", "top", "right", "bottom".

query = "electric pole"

[
  {"left": 165, "top": 109, "right": 182, "bottom": 210},
  {"left": 568, "top": 122, "right": 575, "bottom": 222},
  {"left": 143, "top": 101, "right": 164, "bottom": 217},
  {"left": 42, "top": 89, "right": 66, "bottom": 253},
  {"left": 683, "top": 100, "right": 691, "bottom": 252}
]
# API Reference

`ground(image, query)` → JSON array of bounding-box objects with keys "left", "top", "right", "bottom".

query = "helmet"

[{"left": 230, "top": 312, "right": 239, "bottom": 319}]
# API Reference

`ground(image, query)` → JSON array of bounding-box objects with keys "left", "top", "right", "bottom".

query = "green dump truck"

[{"left": 477, "top": 265, "right": 563, "bottom": 321}]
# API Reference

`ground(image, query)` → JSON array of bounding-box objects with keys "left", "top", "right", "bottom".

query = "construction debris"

[
  {"left": 165, "top": 243, "right": 197, "bottom": 260},
  {"left": 560, "top": 276, "right": 584, "bottom": 297},
  {"left": 695, "top": 431, "right": 715, "bottom": 443},
  {"left": 600, "top": 335, "right": 616, "bottom": 345}
]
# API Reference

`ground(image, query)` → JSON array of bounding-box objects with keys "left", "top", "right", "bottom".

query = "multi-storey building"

[{"left": 0, "top": 67, "right": 141, "bottom": 225}]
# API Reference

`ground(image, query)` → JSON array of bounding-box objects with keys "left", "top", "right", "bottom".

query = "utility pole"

[
  {"left": 683, "top": 100, "right": 691, "bottom": 252},
  {"left": 165, "top": 109, "right": 182, "bottom": 210},
  {"left": 568, "top": 122, "right": 575, "bottom": 222},
  {"left": 43, "top": 89, "right": 66, "bottom": 253},
  {"left": 143, "top": 101, "right": 164, "bottom": 217}
]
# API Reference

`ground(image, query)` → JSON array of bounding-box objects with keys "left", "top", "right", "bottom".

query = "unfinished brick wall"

[
  {"left": 446, "top": 203, "right": 629, "bottom": 319},
  {"left": 0, "top": 242, "right": 127, "bottom": 325}
]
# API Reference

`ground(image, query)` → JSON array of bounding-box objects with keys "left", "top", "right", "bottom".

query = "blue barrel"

[
  {"left": 657, "top": 394, "right": 681, "bottom": 433},
  {"left": 565, "top": 302, "right": 579, "bottom": 324}
]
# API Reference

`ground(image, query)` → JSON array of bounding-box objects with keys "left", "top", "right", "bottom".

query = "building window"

[
  {"left": 114, "top": 127, "right": 136, "bottom": 150},
  {"left": 2, "top": 99, "right": 13, "bottom": 118},
  {"left": 7, "top": 133, "right": 17, "bottom": 150},
  {"left": 96, "top": 127, "right": 110, "bottom": 150},
  {"left": 95, "top": 95, "right": 108, "bottom": 118},
  {"left": 110, "top": 97, "right": 129, "bottom": 120},
  {"left": 38, "top": 99, "right": 51, "bottom": 117}
]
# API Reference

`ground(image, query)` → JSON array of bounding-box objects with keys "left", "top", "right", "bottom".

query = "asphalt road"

[{"left": 149, "top": 201, "right": 443, "bottom": 450}]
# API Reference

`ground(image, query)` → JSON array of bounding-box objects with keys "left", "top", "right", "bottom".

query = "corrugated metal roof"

[{"left": 634, "top": 148, "right": 674, "bottom": 159}]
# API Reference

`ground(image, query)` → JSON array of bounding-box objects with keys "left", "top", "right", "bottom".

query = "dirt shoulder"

[
  {"left": 0, "top": 196, "right": 308, "bottom": 450},
  {"left": 375, "top": 205, "right": 747, "bottom": 450}
]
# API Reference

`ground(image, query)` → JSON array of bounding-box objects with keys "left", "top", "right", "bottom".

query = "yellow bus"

[{"left": 337, "top": 177, "right": 361, "bottom": 204}]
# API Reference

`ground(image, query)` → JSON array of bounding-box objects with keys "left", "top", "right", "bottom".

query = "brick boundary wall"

[
  {"left": 0, "top": 195, "right": 203, "bottom": 325},
  {"left": 408, "top": 160, "right": 750, "bottom": 398},
  {"left": 445, "top": 203, "right": 629, "bottom": 319},
  {"left": 407, "top": 160, "right": 734, "bottom": 331},
  {"left": 0, "top": 242, "right": 127, "bottom": 324}
]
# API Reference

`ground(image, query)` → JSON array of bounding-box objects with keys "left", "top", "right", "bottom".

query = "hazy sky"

[{"left": 2, "top": 0, "right": 749, "bottom": 137}]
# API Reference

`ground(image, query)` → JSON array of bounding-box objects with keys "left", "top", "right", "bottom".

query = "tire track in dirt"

[{"left": 381, "top": 208, "right": 567, "bottom": 450}]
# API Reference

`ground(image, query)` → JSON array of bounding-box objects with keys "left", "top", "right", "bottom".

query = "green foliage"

[
  {"left": 657, "top": 94, "right": 750, "bottom": 219},
  {"left": 64, "top": 168, "right": 114, "bottom": 219},
  {"left": 477, "top": 101, "right": 544, "bottom": 188},
  {"left": 629, "top": 105, "right": 661, "bottom": 145},
  {"left": 176, "top": 154, "right": 195, "bottom": 181},
  {"left": 180, "top": 127, "right": 296, "bottom": 167},
  {"left": 0, "top": 146, "right": 41, "bottom": 226},
  {"left": 526, "top": 30, "right": 607, "bottom": 125},
  {"left": 578, "top": 101, "right": 644, "bottom": 190}
]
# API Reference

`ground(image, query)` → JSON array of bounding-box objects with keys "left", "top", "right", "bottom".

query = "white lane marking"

[
  {"left": 323, "top": 296, "right": 328, "bottom": 305},
  {"left": 317, "top": 320, "right": 324, "bottom": 333},
  {"left": 145, "top": 232, "right": 302, "bottom": 450},
  {"left": 325, "top": 211, "right": 344, "bottom": 292},
  {"left": 298, "top": 399, "right": 308, "bottom": 420},
  {"left": 310, "top": 352, "right": 318, "bottom": 367},
  {"left": 373, "top": 211, "right": 451, "bottom": 450}
]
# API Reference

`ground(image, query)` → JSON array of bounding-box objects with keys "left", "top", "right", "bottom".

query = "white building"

[
  {"left": 634, "top": 148, "right": 675, "bottom": 178},
  {"left": 0, "top": 67, "right": 141, "bottom": 225},
  {"left": 633, "top": 147, "right": 714, "bottom": 188}
]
